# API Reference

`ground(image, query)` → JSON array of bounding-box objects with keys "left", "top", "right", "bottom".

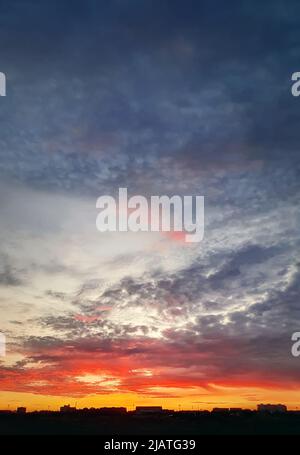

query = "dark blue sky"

[
  {"left": 0, "top": 0, "right": 299, "bottom": 194},
  {"left": 0, "top": 0, "right": 299, "bottom": 408}
]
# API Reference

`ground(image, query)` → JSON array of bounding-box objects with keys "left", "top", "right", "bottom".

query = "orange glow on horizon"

[{"left": 1, "top": 387, "right": 300, "bottom": 413}]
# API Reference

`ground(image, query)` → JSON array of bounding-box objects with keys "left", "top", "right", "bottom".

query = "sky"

[{"left": 0, "top": 0, "right": 300, "bottom": 411}]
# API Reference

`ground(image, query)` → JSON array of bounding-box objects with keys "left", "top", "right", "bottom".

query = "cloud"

[
  {"left": 0, "top": 244, "right": 299, "bottom": 397},
  {"left": 0, "top": 0, "right": 299, "bottom": 196},
  {"left": 0, "top": 257, "right": 24, "bottom": 287}
]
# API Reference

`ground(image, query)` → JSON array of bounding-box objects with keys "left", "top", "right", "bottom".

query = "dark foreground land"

[{"left": 1, "top": 411, "right": 300, "bottom": 435}]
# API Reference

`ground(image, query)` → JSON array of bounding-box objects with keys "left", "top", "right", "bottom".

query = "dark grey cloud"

[
  {"left": 0, "top": 256, "right": 24, "bottom": 286},
  {"left": 0, "top": 0, "right": 299, "bottom": 197},
  {"left": 65, "top": 241, "right": 300, "bottom": 341},
  {"left": 34, "top": 313, "right": 155, "bottom": 340},
  {"left": 45, "top": 290, "right": 67, "bottom": 301}
]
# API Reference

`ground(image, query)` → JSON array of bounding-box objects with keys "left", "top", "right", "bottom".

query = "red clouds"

[{"left": 1, "top": 332, "right": 299, "bottom": 398}]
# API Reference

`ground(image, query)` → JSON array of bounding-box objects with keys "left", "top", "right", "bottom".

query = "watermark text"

[{"left": 96, "top": 188, "right": 204, "bottom": 243}]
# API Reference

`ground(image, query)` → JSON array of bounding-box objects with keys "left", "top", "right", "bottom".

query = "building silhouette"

[
  {"left": 16, "top": 407, "right": 26, "bottom": 414},
  {"left": 60, "top": 404, "right": 76, "bottom": 413},
  {"left": 212, "top": 407, "right": 229, "bottom": 413},
  {"left": 257, "top": 404, "right": 287, "bottom": 413},
  {"left": 135, "top": 406, "right": 163, "bottom": 415}
]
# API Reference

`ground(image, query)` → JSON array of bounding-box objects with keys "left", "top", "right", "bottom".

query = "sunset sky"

[{"left": 0, "top": 0, "right": 300, "bottom": 411}]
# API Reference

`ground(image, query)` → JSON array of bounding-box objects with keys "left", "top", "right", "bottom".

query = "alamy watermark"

[
  {"left": 291, "top": 72, "right": 300, "bottom": 97},
  {"left": 96, "top": 188, "right": 204, "bottom": 243},
  {"left": 291, "top": 332, "right": 300, "bottom": 357},
  {"left": 0, "top": 72, "right": 6, "bottom": 96}
]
